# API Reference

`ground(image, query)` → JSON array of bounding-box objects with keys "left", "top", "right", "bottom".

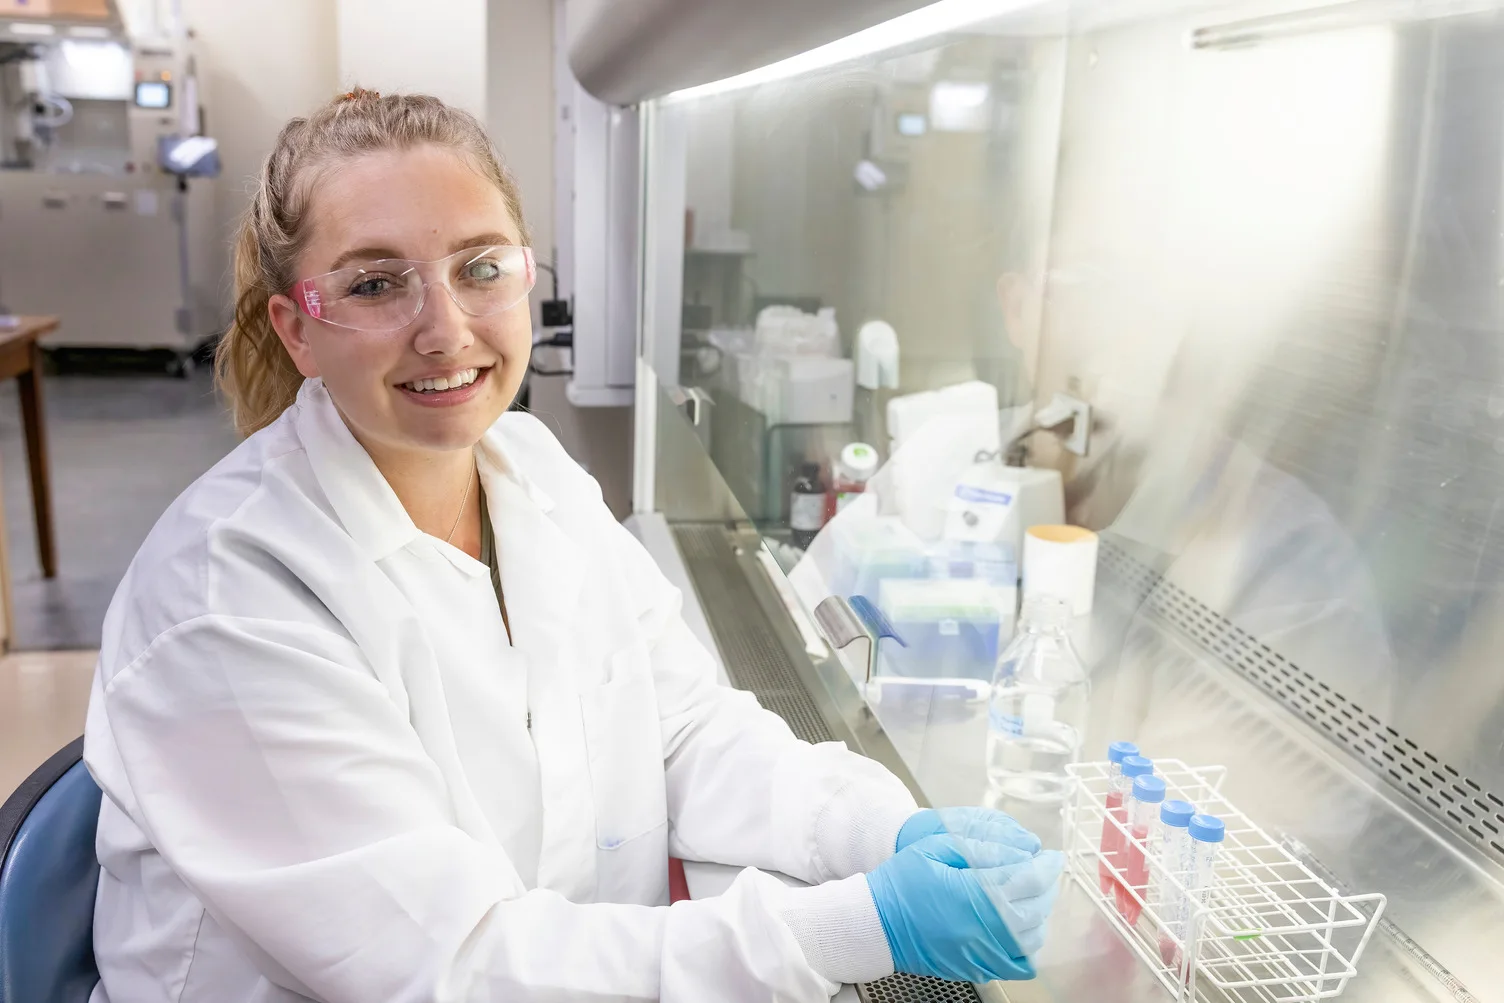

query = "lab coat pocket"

[
  {"left": 579, "top": 648, "right": 669, "bottom": 848},
  {"left": 580, "top": 648, "right": 670, "bottom": 904}
]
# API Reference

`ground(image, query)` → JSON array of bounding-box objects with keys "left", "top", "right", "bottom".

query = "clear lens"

[
  {"left": 449, "top": 246, "right": 531, "bottom": 316},
  {"left": 324, "top": 266, "right": 420, "bottom": 330},
  {"left": 294, "top": 245, "right": 534, "bottom": 332}
]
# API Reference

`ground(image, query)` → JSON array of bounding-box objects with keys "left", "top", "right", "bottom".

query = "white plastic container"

[
  {"left": 736, "top": 355, "right": 854, "bottom": 425},
  {"left": 1022, "top": 524, "right": 1099, "bottom": 617},
  {"left": 886, "top": 380, "right": 999, "bottom": 453},
  {"left": 832, "top": 442, "right": 879, "bottom": 512},
  {"left": 754, "top": 304, "right": 839, "bottom": 357}
]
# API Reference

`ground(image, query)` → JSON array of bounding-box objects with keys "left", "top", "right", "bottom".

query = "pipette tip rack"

[{"left": 1063, "top": 759, "right": 1386, "bottom": 1002}]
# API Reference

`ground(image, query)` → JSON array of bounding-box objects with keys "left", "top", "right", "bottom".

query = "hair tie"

[{"left": 338, "top": 87, "right": 379, "bottom": 103}]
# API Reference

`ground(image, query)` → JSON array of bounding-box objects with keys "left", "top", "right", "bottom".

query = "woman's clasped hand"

[{"left": 868, "top": 808, "right": 1065, "bottom": 983}]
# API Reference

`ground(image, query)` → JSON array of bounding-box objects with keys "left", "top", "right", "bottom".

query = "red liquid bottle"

[
  {"left": 1115, "top": 773, "right": 1166, "bottom": 925},
  {"left": 1098, "top": 745, "right": 1146, "bottom": 894}
]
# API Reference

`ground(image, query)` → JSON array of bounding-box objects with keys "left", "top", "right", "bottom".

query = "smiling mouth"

[{"left": 399, "top": 367, "right": 485, "bottom": 394}]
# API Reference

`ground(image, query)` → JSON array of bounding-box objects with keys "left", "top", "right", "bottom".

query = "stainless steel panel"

[
  {"left": 1038, "top": 0, "right": 1504, "bottom": 855},
  {"left": 566, "top": 0, "right": 931, "bottom": 104},
  {"left": 0, "top": 172, "right": 198, "bottom": 350}
]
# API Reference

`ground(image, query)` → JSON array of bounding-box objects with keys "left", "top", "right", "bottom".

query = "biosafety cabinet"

[{"left": 568, "top": 0, "right": 1504, "bottom": 999}]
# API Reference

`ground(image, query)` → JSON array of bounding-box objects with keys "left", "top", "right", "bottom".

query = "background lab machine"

[{"left": 0, "top": 0, "right": 219, "bottom": 373}]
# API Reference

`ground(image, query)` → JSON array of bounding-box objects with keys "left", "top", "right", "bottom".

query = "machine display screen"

[{"left": 134, "top": 81, "right": 171, "bottom": 110}]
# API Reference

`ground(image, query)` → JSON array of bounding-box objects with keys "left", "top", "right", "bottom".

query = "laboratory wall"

[
  {"left": 337, "top": 0, "right": 488, "bottom": 119},
  {"left": 178, "top": 0, "right": 340, "bottom": 316},
  {"left": 488, "top": 0, "right": 555, "bottom": 272},
  {"left": 489, "top": 0, "right": 634, "bottom": 517}
]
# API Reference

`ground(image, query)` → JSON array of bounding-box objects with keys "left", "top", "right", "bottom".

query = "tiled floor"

[{"left": 0, "top": 649, "right": 95, "bottom": 794}]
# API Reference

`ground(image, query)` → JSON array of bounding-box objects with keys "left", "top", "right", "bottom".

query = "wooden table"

[{"left": 0, "top": 317, "right": 58, "bottom": 581}]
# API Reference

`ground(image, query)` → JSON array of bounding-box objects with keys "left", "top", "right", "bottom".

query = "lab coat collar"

[
  {"left": 294, "top": 380, "right": 424, "bottom": 562},
  {"left": 292, "top": 380, "right": 558, "bottom": 563},
  {"left": 477, "top": 424, "right": 556, "bottom": 516}
]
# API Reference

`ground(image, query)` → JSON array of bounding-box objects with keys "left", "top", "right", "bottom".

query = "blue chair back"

[{"left": 0, "top": 738, "right": 101, "bottom": 1003}]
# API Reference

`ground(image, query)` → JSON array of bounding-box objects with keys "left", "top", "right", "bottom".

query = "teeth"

[{"left": 403, "top": 368, "right": 479, "bottom": 393}]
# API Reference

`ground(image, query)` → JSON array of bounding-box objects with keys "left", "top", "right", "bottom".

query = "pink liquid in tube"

[
  {"left": 1117, "top": 821, "right": 1151, "bottom": 923},
  {"left": 1100, "top": 752, "right": 1151, "bottom": 896},
  {"left": 1099, "top": 789, "right": 1125, "bottom": 894},
  {"left": 1115, "top": 772, "right": 1165, "bottom": 924}
]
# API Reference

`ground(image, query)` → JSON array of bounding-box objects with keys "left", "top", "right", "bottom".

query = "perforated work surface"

[
  {"left": 672, "top": 525, "right": 836, "bottom": 744},
  {"left": 855, "top": 973, "right": 987, "bottom": 1003},
  {"left": 1099, "top": 539, "right": 1504, "bottom": 867},
  {"left": 672, "top": 525, "right": 982, "bottom": 1003}
]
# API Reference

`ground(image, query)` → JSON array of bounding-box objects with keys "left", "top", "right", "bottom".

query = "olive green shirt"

[
  {"left": 479, "top": 487, "right": 503, "bottom": 615},
  {"left": 479, "top": 489, "right": 521, "bottom": 727}
]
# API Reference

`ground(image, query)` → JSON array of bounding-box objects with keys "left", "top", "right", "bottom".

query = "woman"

[{"left": 83, "top": 90, "right": 1061, "bottom": 1003}]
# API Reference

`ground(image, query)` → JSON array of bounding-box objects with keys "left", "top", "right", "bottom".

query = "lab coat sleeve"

[
  {"left": 611, "top": 524, "right": 918, "bottom": 885},
  {"left": 94, "top": 614, "right": 846, "bottom": 1002}
]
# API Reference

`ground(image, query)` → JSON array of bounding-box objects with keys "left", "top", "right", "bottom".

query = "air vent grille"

[{"left": 1099, "top": 540, "right": 1504, "bottom": 864}]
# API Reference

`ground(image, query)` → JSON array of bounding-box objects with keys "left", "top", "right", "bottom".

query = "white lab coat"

[{"left": 83, "top": 379, "right": 917, "bottom": 1003}]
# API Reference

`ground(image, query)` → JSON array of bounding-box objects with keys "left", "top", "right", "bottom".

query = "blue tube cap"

[
  {"left": 1189, "top": 814, "right": 1225, "bottom": 843},
  {"left": 1108, "top": 740, "right": 1140, "bottom": 764},
  {"left": 1160, "top": 800, "right": 1195, "bottom": 827},
  {"left": 1131, "top": 774, "right": 1166, "bottom": 803},
  {"left": 1120, "top": 755, "right": 1154, "bottom": 779}
]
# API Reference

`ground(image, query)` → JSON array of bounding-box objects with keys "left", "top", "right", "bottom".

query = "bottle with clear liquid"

[{"left": 985, "top": 595, "right": 1090, "bottom": 801}]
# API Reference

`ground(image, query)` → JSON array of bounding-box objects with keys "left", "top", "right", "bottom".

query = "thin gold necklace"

[{"left": 445, "top": 460, "right": 475, "bottom": 544}]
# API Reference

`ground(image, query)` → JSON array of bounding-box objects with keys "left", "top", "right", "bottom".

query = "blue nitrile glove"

[
  {"left": 866, "top": 834, "right": 1065, "bottom": 983},
  {"left": 896, "top": 807, "right": 1043, "bottom": 856}
]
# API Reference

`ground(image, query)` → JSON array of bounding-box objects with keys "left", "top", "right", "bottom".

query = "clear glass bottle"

[{"left": 985, "top": 595, "right": 1090, "bottom": 801}]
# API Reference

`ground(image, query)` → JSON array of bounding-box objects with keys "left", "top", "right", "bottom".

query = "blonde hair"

[{"left": 216, "top": 89, "right": 528, "bottom": 436}]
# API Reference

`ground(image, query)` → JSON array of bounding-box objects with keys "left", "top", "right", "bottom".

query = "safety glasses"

[{"left": 288, "top": 244, "right": 536, "bottom": 333}]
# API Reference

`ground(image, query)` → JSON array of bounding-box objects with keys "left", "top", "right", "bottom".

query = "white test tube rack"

[{"left": 1062, "top": 760, "right": 1387, "bottom": 1002}]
